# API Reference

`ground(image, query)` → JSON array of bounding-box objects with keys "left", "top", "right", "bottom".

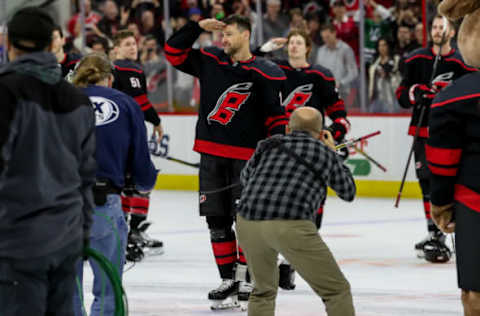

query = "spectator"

[
  {"left": 67, "top": 0, "right": 102, "bottom": 39},
  {"left": 188, "top": 7, "right": 202, "bottom": 22},
  {"left": 139, "top": 9, "right": 165, "bottom": 46},
  {"left": 261, "top": 0, "right": 289, "bottom": 42},
  {"left": 331, "top": 0, "right": 359, "bottom": 63},
  {"left": 96, "top": 0, "right": 128, "bottom": 39},
  {"left": 305, "top": 11, "right": 325, "bottom": 47},
  {"left": 316, "top": 23, "right": 358, "bottom": 108},
  {"left": 412, "top": 22, "right": 424, "bottom": 49},
  {"left": 90, "top": 35, "right": 110, "bottom": 54},
  {"left": 0, "top": 26, "right": 4, "bottom": 64},
  {"left": 394, "top": 24, "right": 416, "bottom": 58},
  {"left": 364, "top": 2, "right": 393, "bottom": 65},
  {"left": 141, "top": 35, "right": 168, "bottom": 109},
  {"left": 368, "top": 38, "right": 401, "bottom": 113}
]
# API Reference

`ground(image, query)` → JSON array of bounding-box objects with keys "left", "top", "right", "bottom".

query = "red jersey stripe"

[
  {"left": 194, "top": 139, "right": 254, "bottom": 160},
  {"left": 431, "top": 93, "right": 480, "bottom": 108},
  {"left": 425, "top": 144, "right": 462, "bottom": 166},
  {"left": 134, "top": 94, "right": 149, "bottom": 106},
  {"left": 200, "top": 48, "right": 228, "bottom": 65},
  {"left": 165, "top": 53, "right": 189, "bottom": 66},
  {"left": 428, "top": 164, "right": 458, "bottom": 176},
  {"left": 241, "top": 65, "right": 287, "bottom": 80},
  {"left": 454, "top": 184, "right": 480, "bottom": 212},
  {"left": 115, "top": 65, "right": 143, "bottom": 74},
  {"left": 305, "top": 69, "right": 335, "bottom": 81},
  {"left": 265, "top": 115, "right": 288, "bottom": 127},
  {"left": 164, "top": 43, "right": 191, "bottom": 55},
  {"left": 408, "top": 126, "right": 429, "bottom": 138}
]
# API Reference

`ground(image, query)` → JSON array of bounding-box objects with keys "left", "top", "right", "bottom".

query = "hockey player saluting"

[
  {"left": 165, "top": 14, "right": 287, "bottom": 310},
  {"left": 255, "top": 28, "right": 350, "bottom": 290},
  {"left": 112, "top": 29, "right": 164, "bottom": 260},
  {"left": 395, "top": 15, "right": 476, "bottom": 263}
]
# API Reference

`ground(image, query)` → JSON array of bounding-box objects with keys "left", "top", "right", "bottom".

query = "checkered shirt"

[{"left": 237, "top": 131, "right": 356, "bottom": 221}]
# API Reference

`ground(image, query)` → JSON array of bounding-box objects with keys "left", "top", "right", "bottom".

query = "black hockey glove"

[
  {"left": 83, "top": 231, "right": 90, "bottom": 261},
  {"left": 408, "top": 84, "right": 436, "bottom": 108},
  {"left": 327, "top": 117, "right": 350, "bottom": 142},
  {"left": 337, "top": 143, "right": 349, "bottom": 161}
]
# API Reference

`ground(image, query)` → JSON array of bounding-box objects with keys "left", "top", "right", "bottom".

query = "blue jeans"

[{"left": 73, "top": 194, "right": 128, "bottom": 316}]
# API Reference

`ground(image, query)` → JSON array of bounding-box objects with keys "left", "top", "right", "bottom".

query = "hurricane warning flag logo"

[{"left": 90, "top": 96, "right": 120, "bottom": 126}]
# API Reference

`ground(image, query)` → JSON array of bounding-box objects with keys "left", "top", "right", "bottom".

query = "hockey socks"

[{"left": 210, "top": 228, "right": 237, "bottom": 280}]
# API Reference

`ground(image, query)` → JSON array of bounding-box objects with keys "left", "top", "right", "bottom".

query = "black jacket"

[{"left": 0, "top": 52, "right": 96, "bottom": 259}]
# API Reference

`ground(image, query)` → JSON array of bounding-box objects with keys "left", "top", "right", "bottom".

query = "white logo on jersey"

[
  {"left": 282, "top": 84, "right": 313, "bottom": 113},
  {"left": 432, "top": 72, "right": 454, "bottom": 84},
  {"left": 207, "top": 82, "right": 253, "bottom": 125},
  {"left": 90, "top": 96, "right": 120, "bottom": 126}
]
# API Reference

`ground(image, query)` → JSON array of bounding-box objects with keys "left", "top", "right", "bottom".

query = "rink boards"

[{"left": 148, "top": 114, "right": 421, "bottom": 198}]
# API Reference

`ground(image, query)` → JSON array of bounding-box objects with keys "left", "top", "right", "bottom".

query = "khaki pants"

[{"left": 236, "top": 214, "right": 355, "bottom": 316}]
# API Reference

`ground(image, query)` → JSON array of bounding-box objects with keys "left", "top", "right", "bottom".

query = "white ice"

[{"left": 80, "top": 191, "right": 462, "bottom": 316}]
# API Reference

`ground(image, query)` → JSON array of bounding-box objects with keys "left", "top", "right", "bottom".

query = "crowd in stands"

[{"left": 49, "top": 0, "right": 437, "bottom": 112}]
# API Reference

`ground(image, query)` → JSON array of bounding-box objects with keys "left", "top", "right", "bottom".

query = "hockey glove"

[
  {"left": 408, "top": 84, "right": 436, "bottom": 107},
  {"left": 83, "top": 230, "right": 90, "bottom": 261},
  {"left": 431, "top": 203, "right": 455, "bottom": 234},
  {"left": 327, "top": 117, "right": 350, "bottom": 141}
]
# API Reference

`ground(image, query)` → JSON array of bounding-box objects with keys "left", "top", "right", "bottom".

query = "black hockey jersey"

[
  {"left": 113, "top": 59, "right": 161, "bottom": 126},
  {"left": 427, "top": 71, "right": 480, "bottom": 210},
  {"left": 396, "top": 47, "right": 476, "bottom": 138},
  {"left": 165, "top": 21, "right": 287, "bottom": 160},
  {"left": 59, "top": 52, "right": 81, "bottom": 79},
  {"left": 274, "top": 60, "right": 348, "bottom": 140}
]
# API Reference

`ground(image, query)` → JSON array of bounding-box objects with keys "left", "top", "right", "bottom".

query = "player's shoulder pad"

[
  {"left": 308, "top": 64, "right": 336, "bottom": 81},
  {"left": 199, "top": 46, "right": 229, "bottom": 63},
  {"left": 404, "top": 47, "right": 430, "bottom": 63},
  {"left": 247, "top": 57, "right": 286, "bottom": 80},
  {"left": 432, "top": 71, "right": 480, "bottom": 107},
  {"left": 114, "top": 59, "right": 144, "bottom": 73}
]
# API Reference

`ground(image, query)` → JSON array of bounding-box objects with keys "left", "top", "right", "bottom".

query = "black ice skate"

[
  {"left": 279, "top": 263, "right": 296, "bottom": 290},
  {"left": 238, "top": 280, "right": 253, "bottom": 311},
  {"left": 415, "top": 231, "right": 451, "bottom": 263},
  {"left": 133, "top": 221, "right": 164, "bottom": 256},
  {"left": 208, "top": 279, "right": 240, "bottom": 310}
]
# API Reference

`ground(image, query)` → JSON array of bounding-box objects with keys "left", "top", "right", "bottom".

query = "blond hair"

[{"left": 72, "top": 53, "right": 113, "bottom": 88}]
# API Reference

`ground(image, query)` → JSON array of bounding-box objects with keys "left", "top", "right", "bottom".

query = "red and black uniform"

[
  {"left": 395, "top": 47, "right": 476, "bottom": 232},
  {"left": 113, "top": 60, "right": 161, "bottom": 222},
  {"left": 427, "top": 71, "right": 480, "bottom": 291},
  {"left": 59, "top": 52, "right": 81, "bottom": 79},
  {"left": 165, "top": 21, "right": 287, "bottom": 281}
]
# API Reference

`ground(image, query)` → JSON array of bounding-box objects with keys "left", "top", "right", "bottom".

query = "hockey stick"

[
  {"left": 353, "top": 146, "right": 387, "bottom": 172},
  {"left": 165, "top": 156, "right": 200, "bottom": 168},
  {"left": 335, "top": 130, "right": 381, "bottom": 150},
  {"left": 395, "top": 17, "right": 448, "bottom": 208}
]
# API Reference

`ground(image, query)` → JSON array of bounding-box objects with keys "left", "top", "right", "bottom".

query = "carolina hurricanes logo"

[
  {"left": 199, "top": 194, "right": 207, "bottom": 204},
  {"left": 282, "top": 84, "right": 313, "bottom": 114},
  {"left": 432, "top": 72, "right": 454, "bottom": 85},
  {"left": 207, "top": 82, "right": 253, "bottom": 125}
]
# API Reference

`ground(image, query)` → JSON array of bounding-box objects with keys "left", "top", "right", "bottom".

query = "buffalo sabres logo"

[
  {"left": 90, "top": 96, "right": 120, "bottom": 126},
  {"left": 282, "top": 84, "right": 313, "bottom": 113},
  {"left": 207, "top": 82, "right": 253, "bottom": 125}
]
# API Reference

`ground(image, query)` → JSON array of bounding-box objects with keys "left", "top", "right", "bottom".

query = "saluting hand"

[{"left": 199, "top": 19, "right": 226, "bottom": 32}]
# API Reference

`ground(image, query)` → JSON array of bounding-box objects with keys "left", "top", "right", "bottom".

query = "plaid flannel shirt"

[{"left": 237, "top": 131, "right": 356, "bottom": 221}]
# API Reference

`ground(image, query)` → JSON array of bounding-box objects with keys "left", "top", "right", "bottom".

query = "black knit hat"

[{"left": 7, "top": 7, "right": 54, "bottom": 52}]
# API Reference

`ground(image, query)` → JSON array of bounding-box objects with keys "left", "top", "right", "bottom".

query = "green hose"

[{"left": 84, "top": 247, "right": 128, "bottom": 316}]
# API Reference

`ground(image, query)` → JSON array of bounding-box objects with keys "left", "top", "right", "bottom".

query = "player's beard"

[
  {"left": 224, "top": 43, "right": 239, "bottom": 57},
  {"left": 432, "top": 35, "right": 448, "bottom": 47}
]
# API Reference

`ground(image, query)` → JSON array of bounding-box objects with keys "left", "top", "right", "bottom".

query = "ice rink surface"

[{"left": 81, "top": 191, "right": 462, "bottom": 316}]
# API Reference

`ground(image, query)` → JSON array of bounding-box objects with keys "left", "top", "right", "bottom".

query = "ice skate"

[
  {"left": 279, "top": 262, "right": 296, "bottom": 290},
  {"left": 415, "top": 231, "right": 451, "bottom": 263},
  {"left": 238, "top": 280, "right": 253, "bottom": 311},
  {"left": 208, "top": 279, "right": 240, "bottom": 310},
  {"left": 132, "top": 221, "right": 164, "bottom": 256}
]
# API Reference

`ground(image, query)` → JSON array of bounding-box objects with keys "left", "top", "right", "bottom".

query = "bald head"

[{"left": 287, "top": 107, "right": 323, "bottom": 137}]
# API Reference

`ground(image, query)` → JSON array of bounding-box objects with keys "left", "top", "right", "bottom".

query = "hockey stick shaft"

[
  {"left": 395, "top": 30, "right": 445, "bottom": 207},
  {"left": 165, "top": 156, "right": 200, "bottom": 168},
  {"left": 353, "top": 147, "right": 387, "bottom": 172},
  {"left": 335, "top": 130, "right": 381, "bottom": 150}
]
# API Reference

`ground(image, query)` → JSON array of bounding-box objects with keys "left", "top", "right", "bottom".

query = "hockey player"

[
  {"left": 427, "top": 70, "right": 480, "bottom": 316},
  {"left": 255, "top": 28, "right": 350, "bottom": 290},
  {"left": 51, "top": 25, "right": 81, "bottom": 80},
  {"left": 112, "top": 29, "right": 164, "bottom": 261},
  {"left": 72, "top": 52, "right": 157, "bottom": 316},
  {"left": 395, "top": 15, "right": 476, "bottom": 263},
  {"left": 165, "top": 15, "right": 287, "bottom": 309}
]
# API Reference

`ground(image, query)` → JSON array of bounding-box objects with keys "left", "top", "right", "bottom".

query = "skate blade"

[
  {"left": 144, "top": 247, "right": 165, "bottom": 256},
  {"left": 210, "top": 296, "right": 240, "bottom": 311}
]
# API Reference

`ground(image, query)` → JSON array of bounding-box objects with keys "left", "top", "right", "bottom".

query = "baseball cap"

[{"left": 7, "top": 7, "right": 54, "bottom": 52}]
